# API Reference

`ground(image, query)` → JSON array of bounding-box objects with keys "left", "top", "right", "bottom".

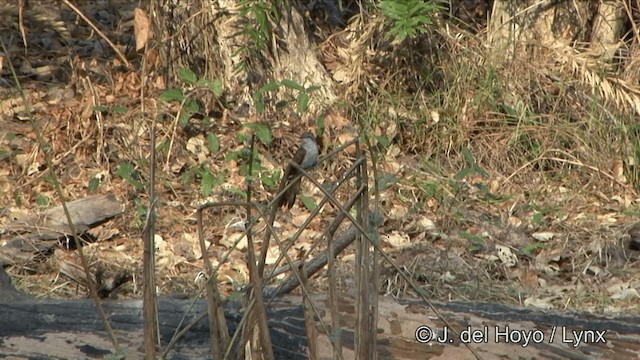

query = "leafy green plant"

[
  {"left": 379, "top": 0, "right": 443, "bottom": 42},
  {"left": 156, "top": 67, "right": 232, "bottom": 205},
  {"left": 226, "top": 122, "right": 290, "bottom": 192},
  {"left": 417, "top": 179, "right": 440, "bottom": 199},
  {"left": 159, "top": 67, "right": 222, "bottom": 127},
  {"left": 207, "top": 133, "right": 220, "bottom": 153},
  {"left": 36, "top": 194, "right": 50, "bottom": 208},
  {"left": 260, "top": 169, "right": 281, "bottom": 190},
  {"left": 157, "top": 140, "right": 171, "bottom": 155},
  {"left": 197, "top": 166, "right": 225, "bottom": 197},
  {"left": 531, "top": 211, "right": 544, "bottom": 225},
  {"left": 455, "top": 148, "right": 489, "bottom": 180},
  {"left": 300, "top": 195, "right": 317, "bottom": 211},
  {"left": 115, "top": 162, "right": 144, "bottom": 191},
  {"left": 243, "top": 123, "right": 272, "bottom": 145},
  {"left": 234, "top": 0, "right": 280, "bottom": 72},
  {"left": 447, "top": 147, "right": 510, "bottom": 204},
  {"left": 253, "top": 80, "right": 320, "bottom": 115},
  {"left": 199, "top": 168, "right": 215, "bottom": 197},
  {"left": 529, "top": 205, "right": 558, "bottom": 226},
  {"left": 132, "top": 198, "right": 147, "bottom": 228},
  {"left": 88, "top": 175, "right": 102, "bottom": 192}
]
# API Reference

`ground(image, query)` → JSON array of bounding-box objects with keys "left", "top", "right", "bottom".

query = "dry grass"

[{"left": 332, "top": 7, "right": 640, "bottom": 312}]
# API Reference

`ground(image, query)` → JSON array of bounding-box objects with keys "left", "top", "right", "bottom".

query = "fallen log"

[
  {"left": 2, "top": 276, "right": 640, "bottom": 360},
  {"left": 0, "top": 194, "right": 125, "bottom": 266}
]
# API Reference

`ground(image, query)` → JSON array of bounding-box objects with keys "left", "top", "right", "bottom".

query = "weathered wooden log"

[
  {"left": 0, "top": 194, "right": 125, "bottom": 266},
  {"left": 2, "top": 280, "right": 640, "bottom": 360},
  {"left": 3, "top": 194, "right": 124, "bottom": 239}
]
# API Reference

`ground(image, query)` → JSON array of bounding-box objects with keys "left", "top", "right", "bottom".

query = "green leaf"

[
  {"left": 228, "top": 187, "right": 247, "bottom": 199},
  {"left": 253, "top": 82, "right": 280, "bottom": 114},
  {"left": 196, "top": 78, "right": 223, "bottom": 96},
  {"left": 316, "top": 116, "right": 325, "bottom": 131},
  {"left": 245, "top": 123, "right": 272, "bottom": 144},
  {"left": 36, "top": 194, "right": 50, "bottom": 208},
  {"left": 157, "top": 140, "right": 170, "bottom": 154},
  {"left": 300, "top": 195, "right": 317, "bottom": 211},
  {"left": 239, "top": 155, "right": 265, "bottom": 175},
  {"left": 255, "top": 7, "right": 269, "bottom": 39},
  {"left": 261, "top": 169, "right": 280, "bottom": 189},
  {"left": 473, "top": 164, "right": 490, "bottom": 178},
  {"left": 225, "top": 150, "right": 240, "bottom": 161},
  {"left": 116, "top": 163, "right": 144, "bottom": 190},
  {"left": 133, "top": 199, "right": 147, "bottom": 227},
  {"left": 462, "top": 148, "right": 475, "bottom": 166},
  {"left": 454, "top": 167, "right": 473, "bottom": 180},
  {"left": 201, "top": 169, "right": 214, "bottom": 196},
  {"left": 104, "top": 349, "right": 127, "bottom": 360},
  {"left": 306, "top": 85, "right": 321, "bottom": 93},
  {"left": 281, "top": 79, "right": 305, "bottom": 91},
  {"left": 41, "top": 143, "right": 52, "bottom": 153},
  {"left": 255, "top": 126, "right": 272, "bottom": 144},
  {"left": 116, "top": 163, "right": 135, "bottom": 181},
  {"left": 178, "top": 112, "right": 190, "bottom": 127},
  {"left": 183, "top": 98, "right": 200, "bottom": 113},
  {"left": 531, "top": 212, "right": 543, "bottom": 225},
  {"left": 207, "top": 133, "right": 220, "bottom": 153},
  {"left": 297, "top": 92, "right": 310, "bottom": 114},
  {"left": 258, "top": 82, "right": 281, "bottom": 92},
  {"left": 416, "top": 288, "right": 429, "bottom": 298},
  {"left": 88, "top": 177, "right": 101, "bottom": 192},
  {"left": 379, "top": 0, "right": 441, "bottom": 42},
  {"left": 246, "top": 28, "right": 266, "bottom": 49},
  {"left": 376, "top": 135, "right": 391, "bottom": 147},
  {"left": 178, "top": 67, "right": 198, "bottom": 84},
  {"left": 160, "top": 88, "right": 184, "bottom": 102}
]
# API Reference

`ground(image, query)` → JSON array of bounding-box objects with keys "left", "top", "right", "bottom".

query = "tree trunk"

[
  {"left": 151, "top": 0, "right": 336, "bottom": 116},
  {"left": 489, "top": 0, "right": 624, "bottom": 61}
]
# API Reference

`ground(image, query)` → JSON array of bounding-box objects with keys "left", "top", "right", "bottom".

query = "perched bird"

[{"left": 276, "top": 132, "right": 319, "bottom": 208}]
